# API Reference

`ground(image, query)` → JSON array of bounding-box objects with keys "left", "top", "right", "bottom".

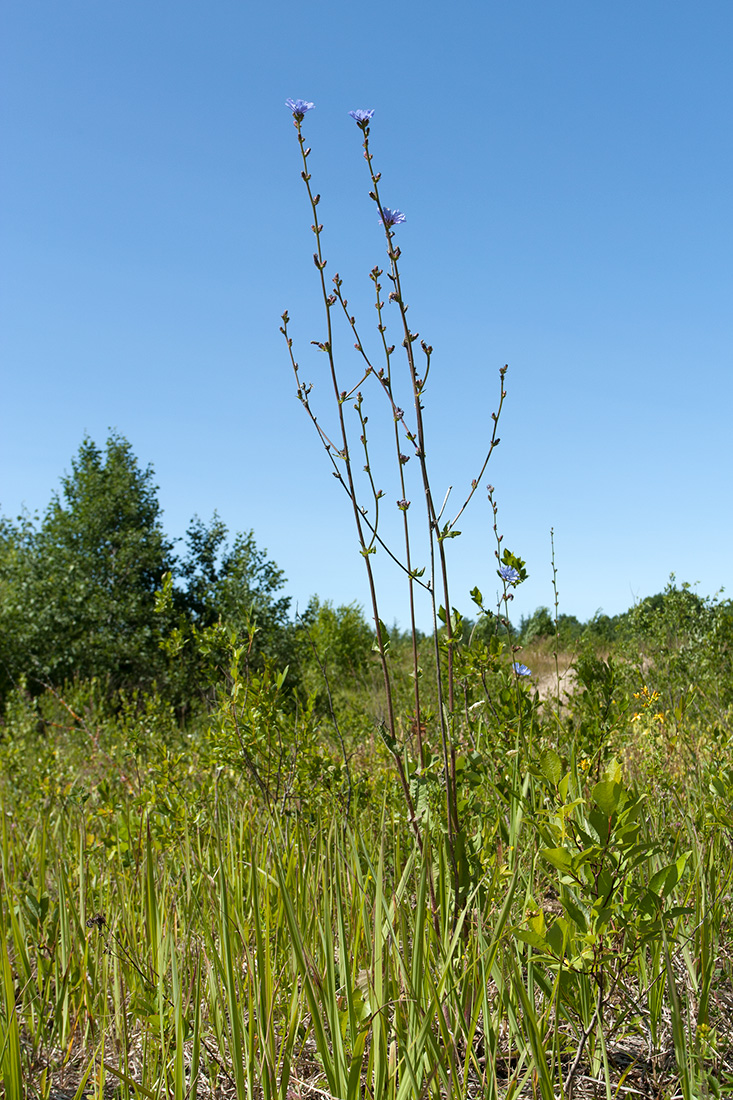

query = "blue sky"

[{"left": 1, "top": 1, "right": 731, "bottom": 631}]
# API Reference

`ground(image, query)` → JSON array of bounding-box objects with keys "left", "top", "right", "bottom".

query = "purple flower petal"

[
  {"left": 379, "top": 207, "right": 406, "bottom": 228},
  {"left": 349, "top": 109, "right": 375, "bottom": 124},
  {"left": 286, "top": 98, "right": 315, "bottom": 118}
]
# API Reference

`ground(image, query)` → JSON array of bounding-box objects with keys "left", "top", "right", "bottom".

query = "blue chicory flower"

[
  {"left": 499, "top": 564, "right": 520, "bottom": 585},
  {"left": 349, "top": 109, "right": 375, "bottom": 124},
  {"left": 379, "top": 207, "right": 406, "bottom": 228},
  {"left": 286, "top": 98, "right": 315, "bottom": 118},
  {"left": 513, "top": 663, "right": 532, "bottom": 677}
]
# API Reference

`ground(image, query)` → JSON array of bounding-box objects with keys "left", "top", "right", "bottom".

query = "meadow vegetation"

[{"left": 2, "top": 102, "right": 733, "bottom": 1100}]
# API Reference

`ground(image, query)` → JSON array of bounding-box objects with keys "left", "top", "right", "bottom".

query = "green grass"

[{"left": 2, "top": 626, "right": 733, "bottom": 1099}]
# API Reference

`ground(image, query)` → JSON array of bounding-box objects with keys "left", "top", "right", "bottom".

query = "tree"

[
  {"left": 0, "top": 433, "right": 176, "bottom": 695},
  {"left": 519, "top": 606, "right": 556, "bottom": 644},
  {"left": 296, "top": 596, "right": 374, "bottom": 680},
  {"left": 556, "top": 614, "right": 584, "bottom": 644},
  {"left": 179, "top": 514, "right": 293, "bottom": 672},
  {"left": 0, "top": 515, "right": 34, "bottom": 699},
  {"left": 0, "top": 433, "right": 297, "bottom": 707}
]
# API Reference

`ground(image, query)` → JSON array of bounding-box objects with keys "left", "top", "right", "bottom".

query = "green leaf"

[
  {"left": 379, "top": 724, "right": 398, "bottom": 754},
  {"left": 649, "top": 852, "right": 690, "bottom": 899},
  {"left": 709, "top": 776, "right": 726, "bottom": 797},
  {"left": 154, "top": 570, "right": 174, "bottom": 613},
  {"left": 666, "top": 905, "right": 694, "bottom": 919},
  {"left": 546, "top": 918, "right": 570, "bottom": 957},
  {"left": 596, "top": 867, "right": 614, "bottom": 902},
  {"left": 604, "top": 757, "right": 623, "bottom": 784},
  {"left": 593, "top": 780, "right": 623, "bottom": 815},
  {"left": 562, "top": 896, "right": 588, "bottom": 932},
  {"left": 637, "top": 890, "right": 661, "bottom": 920},
  {"left": 540, "top": 847, "right": 575, "bottom": 875},
  {"left": 588, "top": 807, "right": 611, "bottom": 845},
  {"left": 515, "top": 929, "right": 549, "bottom": 951},
  {"left": 540, "top": 748, "right": 562, "bottom": 786},
  {"left": 372, "top": 619, "right": 391, "bottom": 653},
  {"left": 527, "top": 906, "right": 546, "bottom": 937}
]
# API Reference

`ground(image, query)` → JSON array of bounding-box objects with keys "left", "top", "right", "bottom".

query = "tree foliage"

[
  {"left": 0, "top": 433, "right": 292, "bottom": 705},
  {"left": 181, "top": 515, "right": 290, "bottom": 647},
  {"left": 296, "top": 596, "right": 374, "bottom": 682},
  {"left": 1, "top": 434, "right": 175, "bottom": 697}
]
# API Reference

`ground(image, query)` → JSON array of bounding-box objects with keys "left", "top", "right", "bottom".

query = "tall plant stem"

[
  {"left": 290, "top": 119, "right": 398, "bottom": 744},
  {"left": 284, "top": 120, "right": 436, "bottom": 912},
  {"left": 360, "top": 128, "right": 460, "bottom": 882}
]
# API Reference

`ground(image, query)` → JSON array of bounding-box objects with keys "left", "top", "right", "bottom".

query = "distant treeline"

[
  {"left": 1, "top": 433, "right": 727, "bottom": 711},
  {"left": 516, "top": 584, "right": 733, "bottom": 647}
]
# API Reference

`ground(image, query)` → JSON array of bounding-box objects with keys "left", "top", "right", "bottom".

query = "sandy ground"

[{"left": 532, "top": 659, "right": 578, "bottom": 702}]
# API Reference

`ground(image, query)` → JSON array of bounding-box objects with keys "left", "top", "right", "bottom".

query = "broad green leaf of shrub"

[
  {"left": 528, "top": 904, "right": 546, "bottom": 938},
  {"left": 540, "top": 847, "right": 575, "bottom": 876},
  {"left": 562, "top": 895, "right": 588, "bottom": 932},
  {"left": 595, "top": 867, "right": 614, "bottom": 901},
  {"left": 649, "top": 852, "right": 690, "bottom": 899},
  {"left": 515, "top": 928, "right": 549, "bottom": 951},
  {"left": 588, "top": 806, "right": 611, "bottom": 845},
  {"left": 546, "top": 917, "right": 571, "bottom": 958},
  {"left": 605, "top": 757, "right": 623, "bottom": 784},
  {"left": 540, "top": 748, "right": 563, "bottom": 785},
  {"left": 593, "top": 779, "right": 623, "bottom": 815}
]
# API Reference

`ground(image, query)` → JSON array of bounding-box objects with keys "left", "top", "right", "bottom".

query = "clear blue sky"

[{"left": 1, "top": 1, "right": 731, "bottom": 630}]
